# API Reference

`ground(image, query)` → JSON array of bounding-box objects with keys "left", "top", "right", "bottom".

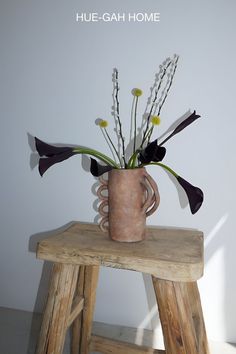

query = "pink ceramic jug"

[{"left": 97, "top": 168, "right": 160, "bottom": 242}]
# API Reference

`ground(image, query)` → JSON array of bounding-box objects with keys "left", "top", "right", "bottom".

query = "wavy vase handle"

[
  {"left": 141, "top": 170, "right": 160, "bottom": 217},
  {"left": 97, "top": 169, "right": 160, "bottom": 235},
  {"left": 97, "top": 176, "right": 109, "bottom": 232}
]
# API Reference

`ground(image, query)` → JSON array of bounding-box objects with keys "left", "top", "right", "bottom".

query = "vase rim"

[
  {"left": 108, "top": 167, "right": 147, "bottom": 176},
  {"left": 110, "top": 167, "right": 146, "bottom": 172}
]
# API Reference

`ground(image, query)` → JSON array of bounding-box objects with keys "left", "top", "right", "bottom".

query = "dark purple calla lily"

[
  {"left": 35, "top": 137, "right": 74, "bottom": 157},
  {"left": 90, "top": 158, "right": 114, "bottom": 177},
  {"left": 139, "top": 139, "right": 166, "bottom": 164},
  {"left": 159, "top": 111, "right": 201, "bottom": 146},
  {"left": 35, "top": 137, "right": 119, "bottom": 177},
  {"left": 177, "top": 176, "right": 204, "bottom": 214},
  {"left": 39, "top": 150, "right": 76, "bottom": 176},
  {"left": 35, "top": 137, "right": 76, "bottom": 176},
  {"left": 146, "top": 162, "right": 203, "bottom": 214}
]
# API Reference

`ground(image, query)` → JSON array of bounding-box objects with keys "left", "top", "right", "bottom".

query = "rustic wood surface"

[
  {"left": 37, "top": 222, "right": 203, "bottom": 282},
  {"left": 67, "top": 295, "right": 84, "bottom": 328},
  {"left": 90, "top": 335, "right": 166, "bottom": 354},
  {"left": 71, "top": 265, "right": 85, "bottom": 354},
  {"left": 152, "top": 277, "right": 210, "bottom": 354},
  {"left": 185, "top": 282, "right": 210, "bottom": 354},
  {"left": 79, "top": 265, "right": 100, "bottom": 354},
  {"left": 36, "top": 263, "right": 79, "bottom": 354}
]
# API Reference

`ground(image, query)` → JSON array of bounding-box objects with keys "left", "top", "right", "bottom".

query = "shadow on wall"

[
  {"left": 204, "top": 213, "right": 236, "bottom": 342},
  {"left": 134, "top": 213, "right": 234, "bottom": 347}
]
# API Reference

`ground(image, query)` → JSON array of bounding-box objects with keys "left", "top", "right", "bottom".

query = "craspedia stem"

[
  {"left": 133, "top": 96, "right": 139, "bottom": 153},
  {"left": 104, "top": 128, "right": 122, "bottom": 166}
]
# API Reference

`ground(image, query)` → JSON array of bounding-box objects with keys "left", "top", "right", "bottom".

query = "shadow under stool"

[{"left": 35, "top": 222, "right": 210, "bottom": 354}]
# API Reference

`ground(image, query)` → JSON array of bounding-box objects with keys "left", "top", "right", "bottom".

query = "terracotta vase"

[{"left": 97, "top": 168, "right": 160, "bottom": 242}]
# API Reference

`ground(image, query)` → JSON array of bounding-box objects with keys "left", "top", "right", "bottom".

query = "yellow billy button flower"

[
  {"left": 151, "top": 116, "right": 161, "bottom": 126},
  {"left": 132, "top": 88, "right": 143, "bottom": 97},
  {"left": 99, "top": 120, "right": 108, "bottom": 128}
]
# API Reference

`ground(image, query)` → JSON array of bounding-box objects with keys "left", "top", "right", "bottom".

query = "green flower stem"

[
  {"left": 73, "top": 147, "right": 119, "bottom": 168},
  {"left": 127, "top": 154, "right": 135, "bottom": 168},
  {"left": 140, "top": 162, "right": 178, "bottom": 178},
  {"left": 104, "top": 128, "right": 122, "bottom": 166},
  {"left": 131, "top": 155, "right": 137, "bottom": 168},
  {"left": 133, "top": 96, "right": 139, "bottom": 154},
  {"left": 127, "top": 150, "right": 140, "bottom": 168}
]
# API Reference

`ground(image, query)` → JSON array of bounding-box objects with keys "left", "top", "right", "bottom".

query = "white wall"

[{"left": 1, "top": 0, "right": 236, "bottom": 343}]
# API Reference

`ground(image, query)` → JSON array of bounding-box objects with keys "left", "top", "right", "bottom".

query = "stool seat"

[
  {"left": 37, "top": 222, "right": 203, "bottom": 282},
  {"left": 35, "top": 222, "right": 209, "bottom": 354}
]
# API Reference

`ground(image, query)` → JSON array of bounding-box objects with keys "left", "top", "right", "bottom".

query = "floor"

[{"left": 0, "top": 307, "right": 235, "bottom": 354}]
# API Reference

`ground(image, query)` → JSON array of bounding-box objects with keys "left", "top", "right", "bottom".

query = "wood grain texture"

[
  {"left": 185, "top": 282, "right": 210, "bottom": 354},
  {"left": 79, "top": 265, "right": 100, "bottom": 354},
  {"left": 67, "top": 295, "right": 84, "bottom": 328},
  {"left": 36, "top": 263, "right": 79, "bottom": 354},
  {"left": 152, "top": 277, "right": 209, "bottom": 354},
  {"left": 37, "top": 222, "right": 203, "bottom": 281},
  {"left": 153, "top": 278, "right": 186, "bottom": 354},
  {"left": 71, "top": 265, "right": 85, "bottom": 354},
  {"left": 90, "top": 335, "right": 165, "bottom": 354}
]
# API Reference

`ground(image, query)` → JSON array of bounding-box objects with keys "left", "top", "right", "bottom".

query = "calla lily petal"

[
  {"left": 160, "top": 111, "right": 201, "bottom": 146},
  {"left": 90, "top": 158, "right": 114, "bottom": 177},
  {"left": 177, "top": 176, "right": 204, "bottom": 214},
  {"left": 146, "top": 162, "right": 204, "bottom": 214},
  {"left": 152, "top": 146, "right": 166, "bottom": 162},
  {"left": 39, "top": 150, "right": 75, "bottom": 176},
  {"left": 35, "top": 137, "right": 73, "bottom": 157},
  {"left": 35, "top": 137, "right": 119, "bottom": 176},
  {"left": 139, "top": 139, "right": 166, "bottom": 164}
]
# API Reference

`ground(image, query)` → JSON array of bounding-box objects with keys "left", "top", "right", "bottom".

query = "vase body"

[{"left": 98, "top": 168, "right": 160, "bottom": 242}]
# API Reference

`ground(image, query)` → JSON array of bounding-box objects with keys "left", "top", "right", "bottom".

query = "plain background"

[{"left": 0, "top": 0, "right": 235, "bottom": 344}]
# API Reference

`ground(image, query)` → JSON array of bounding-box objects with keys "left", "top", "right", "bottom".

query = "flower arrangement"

[{"left": 35, "top": 55, "right": 203, "bottom": 214}]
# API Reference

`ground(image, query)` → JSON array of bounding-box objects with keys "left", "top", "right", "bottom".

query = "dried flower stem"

[
  {"left": 114, "top": 69, "right": 126, "bottom": 167},
  {"left": 141, "top": 60, "right": 172, "bottom": 148},
  {"left": 147, "top": 125, "right": 154, "bottom": 144},
  {"left": 157, "top": 56, "right": 179, "bottom": 116}
]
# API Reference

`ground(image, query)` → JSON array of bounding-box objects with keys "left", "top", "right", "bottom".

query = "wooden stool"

[{"left": 35, "top": 222, "right": 210, "bottom": 354}]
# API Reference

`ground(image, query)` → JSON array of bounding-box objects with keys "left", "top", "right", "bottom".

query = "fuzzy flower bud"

[
  {"left": 132, "top": 88, "right": 143, "bottom": 97},
  {"left": 151, "top": 116, "right": 161, "bottom": 126},
  {"left": 98, "top": 120, "right": 108, "bottom": 128}
]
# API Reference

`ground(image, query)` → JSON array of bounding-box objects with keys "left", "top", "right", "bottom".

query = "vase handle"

[
  {"left": 97, "top": 176, "right": 109, "bottom": 232},
  {"left": 142, "top": 171, "right": 160, "bottom": 217}
]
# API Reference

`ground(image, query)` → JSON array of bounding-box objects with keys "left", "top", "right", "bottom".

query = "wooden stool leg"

[
  {"left": 185, "top": 282, "right": 210, "bottom": 354},
  {"left": 71, "top": 265, "right": 85, "bottom": 354},
  {"left": 152, "top": 278, "right": 210, "bottom": 354},
  {"left": 36, "top": 263, "right": 79, "bottom": 354},
  {"left": 80, "top": 265, "right": 100, "bottom": 354}
]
